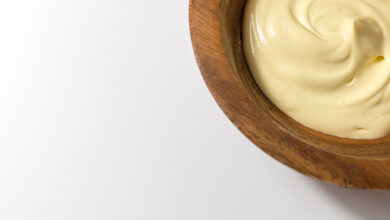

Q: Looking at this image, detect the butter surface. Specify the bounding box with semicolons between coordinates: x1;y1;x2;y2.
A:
243;0;390;139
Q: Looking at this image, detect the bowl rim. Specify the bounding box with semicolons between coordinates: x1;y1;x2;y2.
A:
190;0;390;189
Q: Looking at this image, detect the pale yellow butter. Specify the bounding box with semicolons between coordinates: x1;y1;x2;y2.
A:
243;0;390;139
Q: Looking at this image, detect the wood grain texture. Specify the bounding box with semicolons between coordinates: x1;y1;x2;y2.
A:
190;0;390;189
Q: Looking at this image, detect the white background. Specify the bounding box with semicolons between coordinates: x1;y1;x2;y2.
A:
0;0;389;219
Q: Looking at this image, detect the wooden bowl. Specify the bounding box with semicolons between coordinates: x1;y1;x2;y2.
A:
189;0;390;189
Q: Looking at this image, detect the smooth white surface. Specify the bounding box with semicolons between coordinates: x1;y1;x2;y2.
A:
0;0;389;219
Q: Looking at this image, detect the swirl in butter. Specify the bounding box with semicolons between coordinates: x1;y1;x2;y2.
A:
243;0;390;139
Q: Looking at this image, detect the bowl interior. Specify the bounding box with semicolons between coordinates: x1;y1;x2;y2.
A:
220;0;390;158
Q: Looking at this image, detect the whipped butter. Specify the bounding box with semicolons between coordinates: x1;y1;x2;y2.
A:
243;0;390;139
